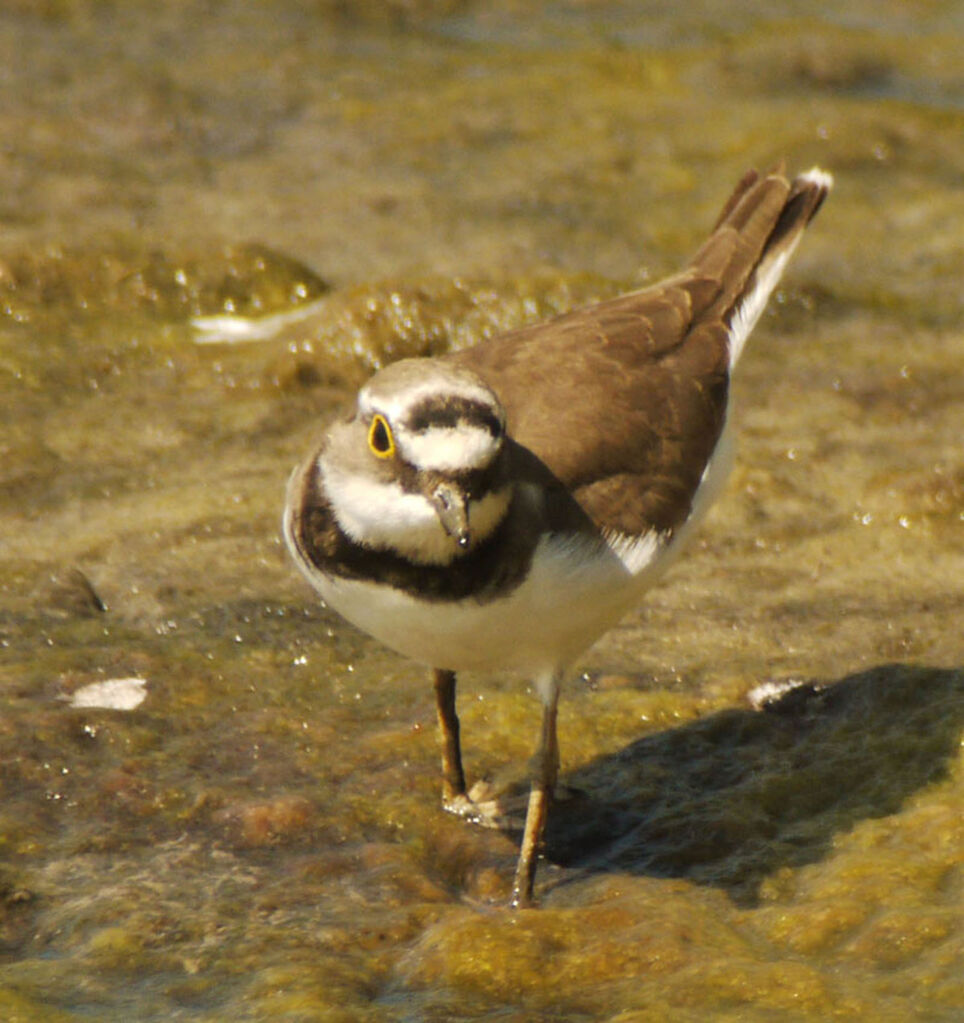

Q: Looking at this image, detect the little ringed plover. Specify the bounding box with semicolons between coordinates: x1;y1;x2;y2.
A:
283;164;832;906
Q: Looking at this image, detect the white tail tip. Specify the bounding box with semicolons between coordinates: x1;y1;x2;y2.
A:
798;166;834;192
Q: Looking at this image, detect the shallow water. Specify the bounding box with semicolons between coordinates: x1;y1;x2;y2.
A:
1;2;962;1020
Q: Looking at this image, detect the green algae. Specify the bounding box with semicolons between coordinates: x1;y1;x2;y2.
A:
1;1;963;1021
0;242;329;325
0;987;75;1023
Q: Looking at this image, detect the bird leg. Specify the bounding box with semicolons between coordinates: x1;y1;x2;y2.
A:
511;677;561;908
433;668;467;807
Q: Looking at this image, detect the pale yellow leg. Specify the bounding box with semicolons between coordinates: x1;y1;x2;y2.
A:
433;668;466;806
511;678;561;907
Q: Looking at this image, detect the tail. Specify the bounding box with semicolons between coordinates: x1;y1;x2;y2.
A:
689;164;833;370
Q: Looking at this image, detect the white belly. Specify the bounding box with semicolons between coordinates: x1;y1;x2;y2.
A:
311;528;674;676
290;423;734;679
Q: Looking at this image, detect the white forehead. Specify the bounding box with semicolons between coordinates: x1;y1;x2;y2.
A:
396;424;499;472
357;358;501;424
357;358;504;471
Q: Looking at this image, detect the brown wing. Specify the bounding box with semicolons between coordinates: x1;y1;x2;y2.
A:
449;166;829;538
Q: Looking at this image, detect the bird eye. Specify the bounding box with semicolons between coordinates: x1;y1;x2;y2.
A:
367;414;395;458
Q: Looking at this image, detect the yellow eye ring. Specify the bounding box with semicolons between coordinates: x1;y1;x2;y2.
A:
367;413;396;459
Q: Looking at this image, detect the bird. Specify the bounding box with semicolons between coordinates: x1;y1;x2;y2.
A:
282;164;832;906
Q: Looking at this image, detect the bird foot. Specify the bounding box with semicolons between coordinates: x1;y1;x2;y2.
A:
442;779;530;831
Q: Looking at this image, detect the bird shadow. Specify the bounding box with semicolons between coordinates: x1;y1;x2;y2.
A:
540;664;964;905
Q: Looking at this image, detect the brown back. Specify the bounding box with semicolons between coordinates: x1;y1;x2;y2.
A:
450;167;829;537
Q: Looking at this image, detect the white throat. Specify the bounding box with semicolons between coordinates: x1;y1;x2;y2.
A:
319;456;511;565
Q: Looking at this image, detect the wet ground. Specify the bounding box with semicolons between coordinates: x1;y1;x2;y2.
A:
1;1;962;1020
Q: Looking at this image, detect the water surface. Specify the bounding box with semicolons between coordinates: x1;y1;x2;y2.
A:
1;2;962;1020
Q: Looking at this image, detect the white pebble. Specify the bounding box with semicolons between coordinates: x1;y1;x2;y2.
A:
68;677;147;711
